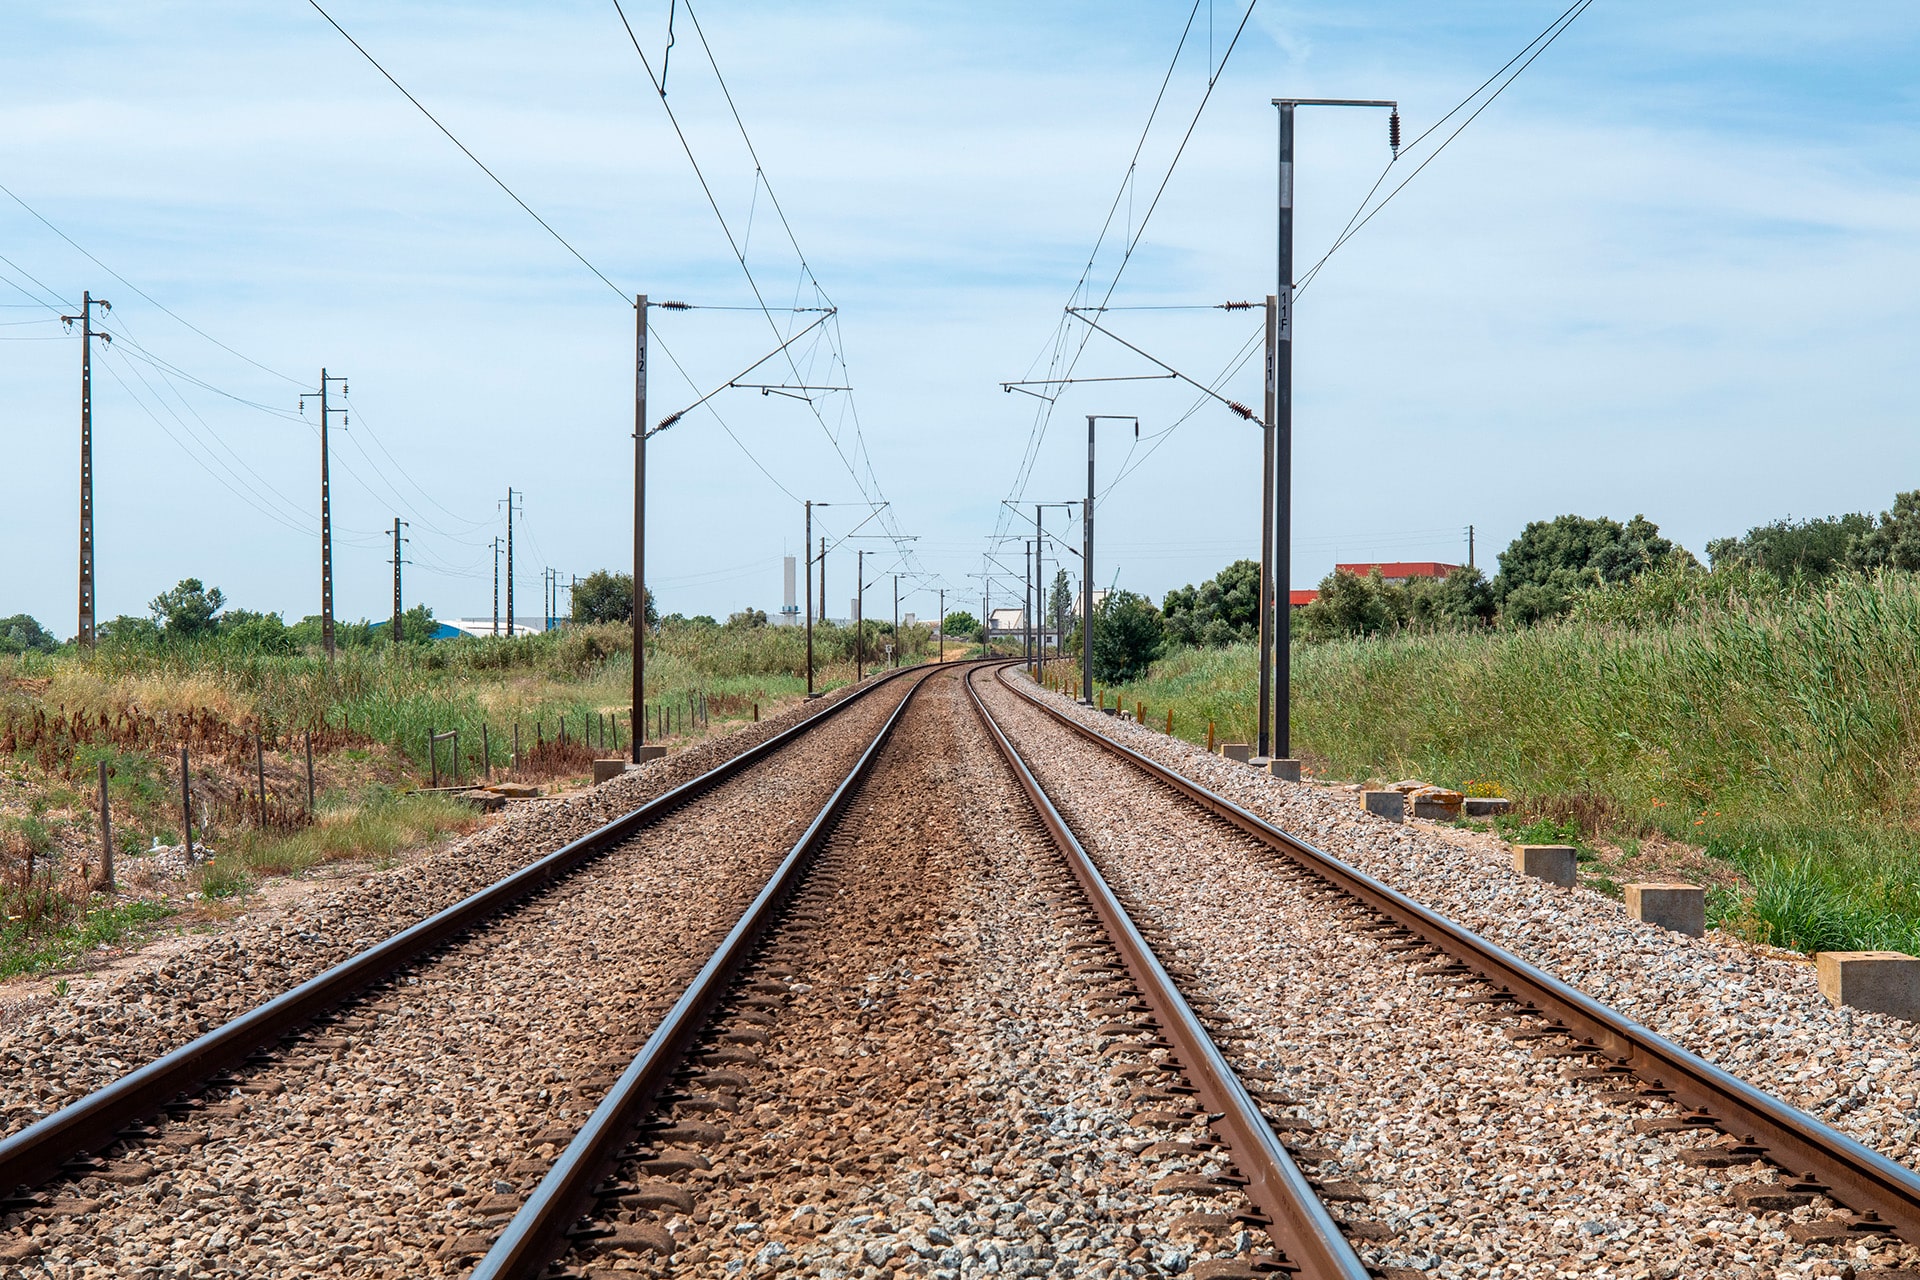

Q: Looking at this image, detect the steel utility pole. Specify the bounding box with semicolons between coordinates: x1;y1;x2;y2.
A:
301;369;347;660
1271;97;1397;759
62;292;111;648
1082;415;1138;704
1025;539;1035;674
1258;293;1277;758
804;501;815;695
937;588;945;663
492;537;502;635
855;548;865;681
632;293;648;756
390;518;408;642
892;574;899;668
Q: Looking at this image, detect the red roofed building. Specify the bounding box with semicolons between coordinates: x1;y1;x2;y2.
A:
1334;561;1462;585
1289;589;1319;608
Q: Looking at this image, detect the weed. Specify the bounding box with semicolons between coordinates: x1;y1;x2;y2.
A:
194;860;252;901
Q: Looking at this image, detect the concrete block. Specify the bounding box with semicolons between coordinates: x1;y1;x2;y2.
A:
1624;882;1705;937
487;783;540;799
592;758;626;785
1817;951;1920;1022
1513;845;1577;887
1221;743;1252;764
1410;788;1464;821
1463;796;1512;817
1360;790;1405;822
1268;758;1303;782
632;745;668;764
457;789;505;813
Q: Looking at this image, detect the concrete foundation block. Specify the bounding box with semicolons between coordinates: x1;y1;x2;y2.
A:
1221;743;1252;764
1513;844;1577;887
1463;796;1513;817
1360;790;1405;822
1625;882;1706;937
1410;788;1465;821
1817;951;1920;1021
592;758;627;785
631;745;668;764
487;783;540;799
1267;758;1303;782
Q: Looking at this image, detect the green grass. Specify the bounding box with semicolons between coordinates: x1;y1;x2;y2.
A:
0;897;177;980
1096;570;1920;955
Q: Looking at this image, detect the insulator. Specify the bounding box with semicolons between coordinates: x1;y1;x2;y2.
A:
1389;110;1402;157
1228;401;1255;421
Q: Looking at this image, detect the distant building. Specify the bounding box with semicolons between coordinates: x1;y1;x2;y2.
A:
988;606;1026;634
1333;561;1462;585
1289;590;1319;608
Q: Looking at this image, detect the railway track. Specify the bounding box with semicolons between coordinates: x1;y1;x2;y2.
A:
5;656;1917;1277
0;662;936;1274
976;661;1920;1278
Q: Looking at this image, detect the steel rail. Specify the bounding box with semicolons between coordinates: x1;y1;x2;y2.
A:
0;662;930;1199
965;664;1370;1280
991;665;1920;1244
469;662;950;1279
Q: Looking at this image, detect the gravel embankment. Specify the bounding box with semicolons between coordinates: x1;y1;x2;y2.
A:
0;674;922;1276
567;668;1270;1280
0;675;892;1138
1010;674;1920;1168
980;674;1920;1280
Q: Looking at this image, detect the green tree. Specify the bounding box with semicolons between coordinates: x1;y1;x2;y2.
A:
0;615;58;655
149;578;225;638
941;610;980;639
725;607;769;628
1848;491;1920;572
1409;565;1497;629
570;570;658;627
1047;568;1073;644
1492;514;1687;624
1297;569;1403;640
218;609;296;654
1162;558;1261;648
1088;589;1166;682
1707;512;1874;579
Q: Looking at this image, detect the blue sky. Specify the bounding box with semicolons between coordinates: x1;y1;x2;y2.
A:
3;2;1917;632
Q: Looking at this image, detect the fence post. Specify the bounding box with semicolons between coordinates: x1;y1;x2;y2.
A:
452;730;460;785
429;726;438;788
256;734;267;824
98;760;114;894
513;722;521;772
180;745;194;860
753;702;759;723
1207;720;1215;753
482;723;492;780
1166;708;1173;735
613;714;620;751
304;731;315;813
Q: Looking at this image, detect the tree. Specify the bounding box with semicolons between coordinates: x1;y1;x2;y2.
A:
1162;558;1261;648
725;607;769;628
941;610;980;639
570;570;658;628
1491;514;1687;624
1088;589;1166;683
1296;569;1403;640
149;578;225;638
0;615;57;655
219;609;296;654
1706;513;1874;579
1409;565;1496;629
1047;568;1073;643
1848;491;1920;572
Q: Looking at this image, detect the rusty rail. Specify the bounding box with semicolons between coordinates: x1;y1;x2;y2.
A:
991;663;1920;1247
964;665;1372;1280
0;663;930;1201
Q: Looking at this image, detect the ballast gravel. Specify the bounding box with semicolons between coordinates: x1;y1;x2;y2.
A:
578;668;1262;1280
984;673;1920;1279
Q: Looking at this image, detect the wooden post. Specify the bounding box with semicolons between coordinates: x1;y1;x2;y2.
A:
451;730;460;785
97;760;114;893
1207;721;1215;753
429;727;438;788
513;721;521;772
255;734;267;825
1166;708;1173;735
179;745;194;860
304;731;315;813
482;723;493;779
1136;700;1143;724
753;702;759;723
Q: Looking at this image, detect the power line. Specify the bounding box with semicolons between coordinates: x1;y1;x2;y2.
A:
1294;0;1596;296
306;0;629;302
